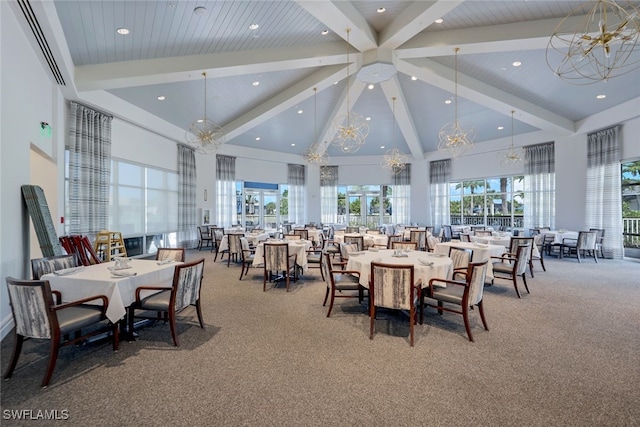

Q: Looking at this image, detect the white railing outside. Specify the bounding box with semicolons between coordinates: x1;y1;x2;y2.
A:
623;217;640;248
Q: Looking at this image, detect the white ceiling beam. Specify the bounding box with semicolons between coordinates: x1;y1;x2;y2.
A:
397;58;575;134
379;1;463;50
295;0;378;51
223;64;348;141
74;42;354;91
379;77;424;160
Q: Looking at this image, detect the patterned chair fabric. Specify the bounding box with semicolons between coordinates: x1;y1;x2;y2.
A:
321;253;363;317
31;255;78;280
339;243;360;262
589;228;606;258
197;226;213;251
563;231;598;263
391;241;418;251
346;226;360;234
4;277;115;387
386;234;403;249
492;242;532;298
293;229;309;240
448;247;473;274
369;262;421;346
156;248;185;262
459;233;472;242
509;236;536;277
227;233;245;266
409;230;426;250
344;235;364;251
283;234;302;241
262;243;297;292
128;258;205;346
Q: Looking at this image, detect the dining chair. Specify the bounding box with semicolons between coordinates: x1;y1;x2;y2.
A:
459;233;472;242
128;258;205;347
421;260;489;342
409;230;426;251
441;225;453;242
448;247;474;276
344;235;365;251
562;231;598;263
346;226;360;234
293;229;309;240
530;234;546;273
589;228;606;259
491;241;532;298
239;245;257;280
283;234;302;241
263;242;297;292
385;234;403;249
30;254;78;280
197;226;213;251
369;262;422;347
210;227;225;256
391;241;418;251
509;236;536;277
366;229;381;235
156;247;185;262
227;233;244;267
339;242;361;265
475;230;493;237
321;253;364;317
4;277;117;387
306;238;325;280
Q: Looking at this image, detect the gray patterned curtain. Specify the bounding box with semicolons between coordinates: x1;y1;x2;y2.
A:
320;166;338;225
288;164;306;225
66;102;112;240
392;164;411;224
430;159;450;231
216;155;236;226
524;142;555;231
178;144;197;248
586;126;623;258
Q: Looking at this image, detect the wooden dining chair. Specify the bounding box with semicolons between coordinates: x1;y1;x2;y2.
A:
343;235;365;251
491;242;532;298
263;242;297;292
155;248;185;262
30;254;78;280
322;253;364;317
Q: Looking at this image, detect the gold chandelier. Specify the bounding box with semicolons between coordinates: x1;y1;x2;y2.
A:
498;110;523;169
331;28;368;153
304;88;329;166
382;97;407;175
438;48;475;158
185;72;225;154
546;0;640;84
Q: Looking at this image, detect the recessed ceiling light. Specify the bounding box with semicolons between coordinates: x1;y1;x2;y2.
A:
411;76;417;81
497;126;504;130
252;81;260;86
512;61;522;67
445;99;452;104
377;7;386;13
321;30;329;35
434;18;444;24
297;109;303;114
116;28;130;35
197;119;204;123
596;94;606;99
333;81;338;85
157;96;166;101
380;145;385;149
367;84;374;90
193;6;207;16
168;2;175;8
365;117;371;121
249;23;259;30
255;137;261;141
291;143;296;147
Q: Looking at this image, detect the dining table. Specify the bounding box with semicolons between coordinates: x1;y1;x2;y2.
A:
543;230;579;244
434;241;506;282
218;232;269;252
41;259;180;324
333;233;389;248
345;248;453;289
252;239;313;273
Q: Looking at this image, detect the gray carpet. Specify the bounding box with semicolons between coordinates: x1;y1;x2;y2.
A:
1;251;639;426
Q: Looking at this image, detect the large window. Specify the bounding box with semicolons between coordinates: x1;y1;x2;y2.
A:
235;181;286;229
335;185;396;228
449;176;524;230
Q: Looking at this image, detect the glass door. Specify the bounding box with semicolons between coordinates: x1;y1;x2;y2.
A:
243;189;279;230
347;190;381;227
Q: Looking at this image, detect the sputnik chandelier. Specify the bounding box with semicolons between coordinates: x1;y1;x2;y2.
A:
381;97;407;175
498;110;523;169
438;47;475;158
304;87;329;166
185;72;225;154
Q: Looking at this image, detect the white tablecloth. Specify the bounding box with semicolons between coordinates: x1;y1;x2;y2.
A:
543;231;579;244
333;233;389;248
253;240;312;272
42;259;179;323
346;249;453;288
434;241;506;281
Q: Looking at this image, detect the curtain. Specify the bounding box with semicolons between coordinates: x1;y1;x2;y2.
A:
430;159;450;231
216;155;236;227
66;102;112;240
177;145;197;248
392;164;411;224
288;164;305;225
320;166;338;225
586;125;623;259
524;142;555;231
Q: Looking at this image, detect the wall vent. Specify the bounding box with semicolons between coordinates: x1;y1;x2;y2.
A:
17;0;66;86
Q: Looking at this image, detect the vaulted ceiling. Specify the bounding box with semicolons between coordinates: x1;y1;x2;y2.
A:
27;0;640;159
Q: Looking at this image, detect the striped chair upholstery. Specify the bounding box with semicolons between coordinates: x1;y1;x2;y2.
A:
263;243;297;292
30;255;78;280
156;248;185;262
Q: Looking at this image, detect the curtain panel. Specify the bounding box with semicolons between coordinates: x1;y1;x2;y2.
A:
524;142;556;231
288;164;306;225
216;155;236;227
320;166;338;225
430;159;451;232
177;145;198;248
392;164;411;225
586;125;623;259
66;102;112;240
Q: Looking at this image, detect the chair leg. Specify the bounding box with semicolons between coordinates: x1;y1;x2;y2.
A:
196;300;205;329
326;290;335;317
127;307;136;341
3;334;25;381
369;305;376;340
529;260;534;278
168;309;179;347
322;286;329;307
512;275;522;298
462;304;474;342
478;300;489;331
409;306;415;347
42;338;61;387
540;257;546;272
522;273;530;294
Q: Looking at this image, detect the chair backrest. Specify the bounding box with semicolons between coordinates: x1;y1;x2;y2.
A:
387;234;403;249
293;229;309;240
228;234;244;254
509;237;534;257
172;258;205;313
369;262;416;311
282;224;292;234
339;242;360;261
6;277;55;339
156;248;185;262
529;228;541;236
442;225;453;242
31;254;78;280
448;247;473;270
459;233;472;242
513;242;532;275
198;226;209;238
283;234;301;241
425;226;435;235
263;243;292;271
346;226;360;234
60;235;101;266
578;231;597;249
533;234;545;255
466;260;489;305
366;229;381;235
409;230;426;250
426;235;440;252
475;230;492;236
344;235;364;251
589;228;605;243
391;241;418;250
321;252;334;289
211;227;224;242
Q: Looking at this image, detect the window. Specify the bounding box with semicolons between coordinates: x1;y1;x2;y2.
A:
334;185;398;228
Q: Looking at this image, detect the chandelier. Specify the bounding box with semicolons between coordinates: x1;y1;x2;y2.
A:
438;48;475;157
331;28;369;153
546;0;640;84
185;72;225;154
498;110;523;169
382;97;407;175
304;88;329;165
